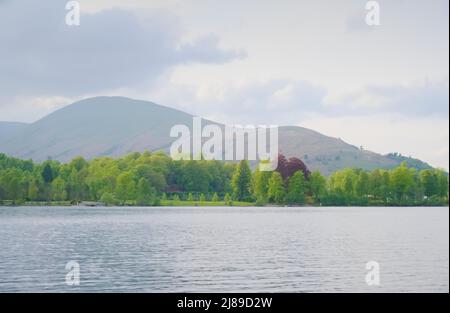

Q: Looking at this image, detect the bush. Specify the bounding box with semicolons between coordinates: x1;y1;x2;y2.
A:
100;192;117;206
211;192;220;202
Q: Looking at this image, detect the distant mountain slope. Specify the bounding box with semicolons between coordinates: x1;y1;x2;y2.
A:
0;121;28;144
0;96;432;175
277;126;431;174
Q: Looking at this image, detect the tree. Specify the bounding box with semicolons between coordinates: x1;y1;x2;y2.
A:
224;193;232;205
41;163;54;183
253;167;271;203
286;171;306;205
275;154;310;181
390;162;415;201
27;178;40;201
67;168;87;202
180;161;209;193
231;160;253;201
286;157;311;180
52;177;67;201
100;192;117;206
420;170;439;198
199;194;206;202
436;170;449;199
268;172;285;204
115;172;136;203
308;171;327;202
212;192;219;202
0;168;25;203
136;178;156;206
355;171;369;197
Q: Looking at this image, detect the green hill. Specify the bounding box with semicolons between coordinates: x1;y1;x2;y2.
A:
0;96;432;175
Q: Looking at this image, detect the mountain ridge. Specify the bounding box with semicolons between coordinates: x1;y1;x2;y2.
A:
0;96;432;175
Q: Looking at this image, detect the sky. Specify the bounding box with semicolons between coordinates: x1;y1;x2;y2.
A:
0;0;448;169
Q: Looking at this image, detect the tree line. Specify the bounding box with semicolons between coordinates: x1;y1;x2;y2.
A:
0;152;448;206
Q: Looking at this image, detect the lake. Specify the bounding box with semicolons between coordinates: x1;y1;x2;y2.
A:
0;206;448;293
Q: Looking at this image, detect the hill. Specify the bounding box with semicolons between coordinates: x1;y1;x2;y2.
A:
0;96;432;175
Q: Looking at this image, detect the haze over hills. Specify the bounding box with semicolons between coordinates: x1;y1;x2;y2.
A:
0;122;28;144
0;96;432;175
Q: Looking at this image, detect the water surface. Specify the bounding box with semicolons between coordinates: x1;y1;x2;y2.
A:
0;206;448;292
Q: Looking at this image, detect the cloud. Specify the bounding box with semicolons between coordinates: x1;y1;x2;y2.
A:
148;79;327;125
0;0;244;98
300;114;449;170
329;80;449;117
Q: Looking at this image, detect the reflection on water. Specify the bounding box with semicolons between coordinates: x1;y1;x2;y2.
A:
0;206;448;292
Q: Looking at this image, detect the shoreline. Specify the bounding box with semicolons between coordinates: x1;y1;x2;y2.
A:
0;202;448;208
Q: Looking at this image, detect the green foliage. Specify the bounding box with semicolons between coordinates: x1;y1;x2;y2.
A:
51;177;67;201
231;160;253;202
268;172;285;204
224;193;233;205
211;192;220;202
253;167;271;204
308;171;327;202
100;192;117;206
0;152;447;207
115;171;136;203
389;162;415;201
136;178;157;206
286;171;306;205
41;163;54;184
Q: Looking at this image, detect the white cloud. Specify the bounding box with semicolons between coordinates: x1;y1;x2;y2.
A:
300;114;449;170
0;1;244;98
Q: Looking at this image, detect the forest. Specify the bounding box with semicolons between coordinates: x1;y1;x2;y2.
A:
0;152;448;206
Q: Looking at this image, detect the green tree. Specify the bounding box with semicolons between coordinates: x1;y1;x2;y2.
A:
67;168;87;202
390;162;415;201
224;193;232;205
100;192;117;206
41;163;54;183
436;170;449;199
199;194;206;202
0;168;25;203
136;178;157;206
51;177;67;201
355;171;369;197
268;172;285;204
115;172;136;203
231;160;252;201
308;171;327;202
212;192;220;202
253;167;271;204
286;171;306;205
27;178;40;201
420;169;439;198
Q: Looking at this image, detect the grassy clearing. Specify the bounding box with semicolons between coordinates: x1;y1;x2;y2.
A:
159;200;255;207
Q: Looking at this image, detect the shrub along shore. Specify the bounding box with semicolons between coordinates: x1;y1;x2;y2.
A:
0;152;448;207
